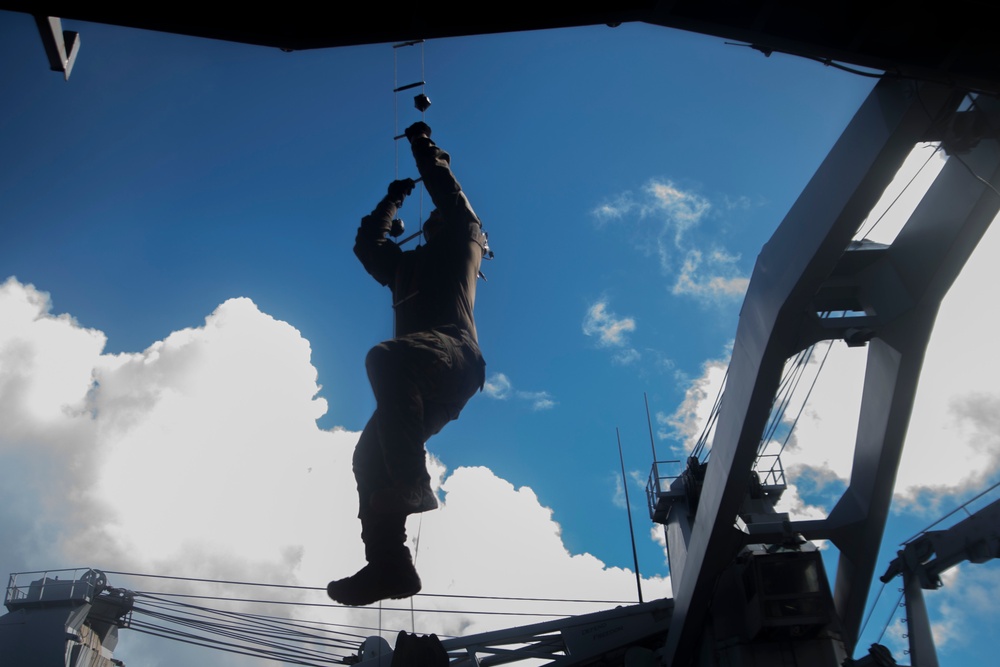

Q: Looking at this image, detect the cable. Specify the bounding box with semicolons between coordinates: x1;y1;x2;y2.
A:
773;340;834;460
859;144;942;241
900;478;1000;544
134;595;363;646
112;570;633;605
137;591;575;618
950;150;1000;200
876;588;906;644
127;623;342;667
129;598;355;665
107;570;317;591
858;579;887;643
98;569;643;666
130;594;360;663
691;368;727;461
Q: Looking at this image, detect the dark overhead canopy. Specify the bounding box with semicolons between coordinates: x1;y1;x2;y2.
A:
4;2;1000;94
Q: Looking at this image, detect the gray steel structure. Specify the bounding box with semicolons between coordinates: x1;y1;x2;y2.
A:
3;3;1000;95
0;569;134;666
880;495;1000;667
650;80;1000;666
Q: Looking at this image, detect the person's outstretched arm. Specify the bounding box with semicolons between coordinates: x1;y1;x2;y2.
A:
404;122;481;230
353;179;414;286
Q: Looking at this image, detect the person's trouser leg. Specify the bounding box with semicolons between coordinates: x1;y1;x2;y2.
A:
352;414;411;563
364;330;485;489
327;415;420;606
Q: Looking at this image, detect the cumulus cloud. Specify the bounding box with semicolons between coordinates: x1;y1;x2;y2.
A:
774;201;1000;510
5;278;660;665
658;355;728;455
483;372;556;410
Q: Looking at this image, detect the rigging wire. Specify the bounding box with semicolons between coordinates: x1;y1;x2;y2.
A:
858;143;942;241
857;579;887;644
691;368;727;462
108;569;634;604
393;38;428;239
119;580;646;667
134;590;579;618
876;588;906;645
759;346;813;453
120;582;610;665
128;594;359;664
135;593;364;645
772;339;835;460
900;477;1000;545
127;625;336;667
129;599;354;666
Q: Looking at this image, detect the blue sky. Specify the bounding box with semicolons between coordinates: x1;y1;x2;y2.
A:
3;11;999;666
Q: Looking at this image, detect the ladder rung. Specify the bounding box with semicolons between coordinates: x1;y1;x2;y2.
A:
393;81;425;93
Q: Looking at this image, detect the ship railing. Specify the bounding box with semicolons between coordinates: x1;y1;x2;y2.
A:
4;568;106;608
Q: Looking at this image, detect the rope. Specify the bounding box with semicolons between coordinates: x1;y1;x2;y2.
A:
392;39;428;241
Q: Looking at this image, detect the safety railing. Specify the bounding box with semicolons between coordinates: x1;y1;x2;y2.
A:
645;459;683;522
5;568;106;608
754;454;786;491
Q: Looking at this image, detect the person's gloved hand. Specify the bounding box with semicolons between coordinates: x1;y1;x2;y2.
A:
404;121;431;142
387;178;415;202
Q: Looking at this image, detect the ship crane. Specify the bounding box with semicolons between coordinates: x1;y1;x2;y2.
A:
879;495;1000;667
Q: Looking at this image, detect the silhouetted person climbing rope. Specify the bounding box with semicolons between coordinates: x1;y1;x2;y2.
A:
328;122;487;606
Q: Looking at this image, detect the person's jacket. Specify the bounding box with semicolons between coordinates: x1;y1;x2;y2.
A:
354;137;485;344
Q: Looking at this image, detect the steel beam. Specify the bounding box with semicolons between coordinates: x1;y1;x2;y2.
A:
33;15;79;80
662;78;960;666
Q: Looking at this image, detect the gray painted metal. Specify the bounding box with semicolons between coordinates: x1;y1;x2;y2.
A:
662;79;1000;665
354;598;673;667
880;494;1000;665
4;4;1000;94
902;572;939;667
1;568;131;667
32;15;79;80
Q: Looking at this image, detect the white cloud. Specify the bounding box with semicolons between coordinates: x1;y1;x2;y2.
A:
645;180;711;244
592;180;749;305
515;390;557;411
671;248;750;301
5;278;657;666
612;473;627;509
613;348;642;365
583;300;636;348
592;179;710;238
483;372;556;410
592;191;637;223
611;470;647;511
659;356;728;454
483;372;512;399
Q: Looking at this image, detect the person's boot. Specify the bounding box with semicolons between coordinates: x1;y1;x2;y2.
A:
369;483;439;515
327;558;421;606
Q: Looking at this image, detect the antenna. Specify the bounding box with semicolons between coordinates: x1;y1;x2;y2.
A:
617;428;644;603
644;392;658;462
